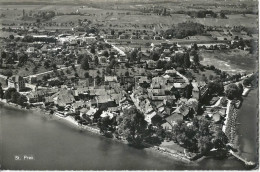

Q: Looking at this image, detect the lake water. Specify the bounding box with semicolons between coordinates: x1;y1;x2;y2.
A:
236;88;258;163
0;99;256;170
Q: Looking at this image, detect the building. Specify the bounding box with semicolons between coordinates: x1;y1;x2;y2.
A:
8;75;25;92
191;81;209;101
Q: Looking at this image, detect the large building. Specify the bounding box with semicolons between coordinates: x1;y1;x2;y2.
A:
8;75;25;92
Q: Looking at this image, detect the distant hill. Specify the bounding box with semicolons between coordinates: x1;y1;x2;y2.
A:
0;0;256;6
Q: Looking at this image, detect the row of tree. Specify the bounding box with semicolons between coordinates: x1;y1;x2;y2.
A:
163;22;205;39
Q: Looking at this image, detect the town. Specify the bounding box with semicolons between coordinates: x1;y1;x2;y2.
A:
0;0;258;167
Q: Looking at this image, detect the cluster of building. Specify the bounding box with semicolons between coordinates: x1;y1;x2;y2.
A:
0;9;252;138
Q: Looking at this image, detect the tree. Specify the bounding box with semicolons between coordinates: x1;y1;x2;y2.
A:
109;59;116;68
243;78;251;86
156;60;166;69
97;116;114;134
208;80;224;95
172;117;227;153
11;91;20;104
183;53;191;68
212;127;228;149
171;86;181;100
95;75;102;85
208;75;214;80
42;74;50;81
81;57;89;70
90;46;95;54
201;74;208;83
9;34;14;40
94;56;99;66
84;72;89;78
237;83;244;96
125;71;130;77
4;87;16;100
44;61;50;68
225;84;240;100
164;61;173;70
151;51;160;61
1;51;6;59
6;54;15;64
193;53;199;64
2;69;13;77
52;63;57;70
111;29;115;35
193;43;198;50
18;54;28;66
22;35;34;42
220;12;226;19
117;107;148;146
197;136;212;153
0;83;4;98
185;83;193;98
102;50;109;57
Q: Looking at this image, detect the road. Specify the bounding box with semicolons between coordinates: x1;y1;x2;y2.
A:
24;64;80;79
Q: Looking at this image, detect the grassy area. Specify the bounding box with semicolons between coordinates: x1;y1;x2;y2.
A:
199;49;257;74
160;140;185;153
187;68;218;83
193;14;258;27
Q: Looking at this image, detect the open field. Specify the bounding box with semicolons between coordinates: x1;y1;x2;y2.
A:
1;4;257;29
194;14;258;27
199;49;258;74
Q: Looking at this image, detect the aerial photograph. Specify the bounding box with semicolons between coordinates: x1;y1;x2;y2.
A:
0;0;258;171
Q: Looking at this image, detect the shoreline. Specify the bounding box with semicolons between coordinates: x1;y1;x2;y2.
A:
0;100;191;164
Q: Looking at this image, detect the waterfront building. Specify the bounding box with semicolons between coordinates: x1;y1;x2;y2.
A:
8;75;25;92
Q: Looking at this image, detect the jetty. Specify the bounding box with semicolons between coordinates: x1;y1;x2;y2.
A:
229;150;255;166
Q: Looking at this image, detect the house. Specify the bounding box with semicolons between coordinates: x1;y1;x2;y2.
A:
151;76;168;89
95;94;115;107
8;75;25;92
54;90;75;107
104;76;118;83
122;76;135;84
72;101;86;110
28;90;48;103
130;35;137;39
119;35;127;39
26;47;36;53
89;61;96;69
145;111;157;124
81;107;98;121
191;81;208;100
100;110;115;119
146;60;157;69
0;74;8;87
135;76;151;87
141;35;150;40
98;56;108;66
163;113;183;131
154;35;161;40
105;34;116;39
